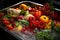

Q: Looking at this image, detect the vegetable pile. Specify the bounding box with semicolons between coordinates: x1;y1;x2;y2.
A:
0;3;60;40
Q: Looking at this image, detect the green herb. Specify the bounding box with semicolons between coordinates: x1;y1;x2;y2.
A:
4;15;10;19
20;10;26;16
19;20;29;26
51;20;55;30
16;22;20;27
36;30;54;40
25;11;29;15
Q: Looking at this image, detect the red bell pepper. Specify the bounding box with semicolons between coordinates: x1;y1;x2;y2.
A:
29;20;37;30
33;10;42;20
37;21;45;29
28;16;36;22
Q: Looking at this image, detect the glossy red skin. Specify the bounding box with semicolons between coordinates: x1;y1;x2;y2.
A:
28;7;32;11
28;8;36;15
37;21;45;29
29;23;36;30
33;10;42;20
3;20;10;25
29;20;38;30
28;7;35;12
7;25;13;30
17;15;24;20
28;15;45;30
28;16;36;22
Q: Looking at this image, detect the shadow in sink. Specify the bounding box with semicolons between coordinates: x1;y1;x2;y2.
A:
0;28;18;40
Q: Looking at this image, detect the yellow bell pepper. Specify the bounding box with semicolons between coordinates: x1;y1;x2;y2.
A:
17;25;23;31
45;20;52;29
40;15;49;23
20;4;28;10
45;25;51;29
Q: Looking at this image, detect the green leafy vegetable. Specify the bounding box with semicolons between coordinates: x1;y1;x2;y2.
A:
51;20;55;30
19;20;29;26
36;30;54;40
25;11;29;15
4;15;10;19
16;22;20;27
20;10;26;16
20;10;29;16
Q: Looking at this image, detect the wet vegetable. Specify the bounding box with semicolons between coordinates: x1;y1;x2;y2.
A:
20;10;26;16
19;20;29;26
0;2;60;40
36;30;54;40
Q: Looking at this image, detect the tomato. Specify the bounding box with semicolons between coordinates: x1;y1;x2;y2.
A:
3;20;10;25
6;25;13;30
28;7;35;12
17;15;24;20
28;7;32;11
